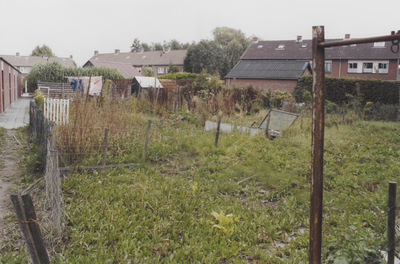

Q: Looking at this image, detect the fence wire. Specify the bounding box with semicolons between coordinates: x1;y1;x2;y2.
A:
29;101;63;256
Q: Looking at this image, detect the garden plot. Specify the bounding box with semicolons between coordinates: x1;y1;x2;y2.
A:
205;109;299;137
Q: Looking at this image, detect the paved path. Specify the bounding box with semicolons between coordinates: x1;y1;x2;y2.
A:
0;96;32;129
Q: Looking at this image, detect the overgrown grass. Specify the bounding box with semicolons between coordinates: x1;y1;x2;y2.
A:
56;115;400;263
0;127;6;169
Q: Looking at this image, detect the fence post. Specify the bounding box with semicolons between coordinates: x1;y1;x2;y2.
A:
388;181;397;264
10;194;40;264
142;120;152;161
103;128;109;166
21;194;50;264
215;116;221;147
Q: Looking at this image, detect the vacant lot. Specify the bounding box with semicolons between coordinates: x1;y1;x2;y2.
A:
1;94;399;263
57;116;399;263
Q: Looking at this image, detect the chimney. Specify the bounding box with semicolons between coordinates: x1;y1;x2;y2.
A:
345;34;350;39
253;37;259;43
16;52;20;57
115;49;120;55
70;55;73;60
297;36;302;42
94;50;99;56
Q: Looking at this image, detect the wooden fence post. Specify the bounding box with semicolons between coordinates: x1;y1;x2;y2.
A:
103;128;109;166
21;194;50;264
388;181;397;264
215;116;221;147
142;120;152;161
11;194;39;264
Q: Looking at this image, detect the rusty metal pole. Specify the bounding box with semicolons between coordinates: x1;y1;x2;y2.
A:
309;26;325;264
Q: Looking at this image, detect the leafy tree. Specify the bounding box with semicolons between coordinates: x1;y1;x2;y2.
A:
184;27;252;78
24;61;124;92
167;61;179;73
31;45;55;57
141;66;155;77
131;38;151;52
130;38;141;52
151;42;163;51
184;40;224;75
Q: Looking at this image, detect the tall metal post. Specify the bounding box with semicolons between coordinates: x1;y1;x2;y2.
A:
309;26;325;263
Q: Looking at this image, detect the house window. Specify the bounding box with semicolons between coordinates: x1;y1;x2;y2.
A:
276;44;285;50
158;67;164;74
325;62;332;73
348;62;358;73
363;63;373;73
257;45;263;49
378;63;389;73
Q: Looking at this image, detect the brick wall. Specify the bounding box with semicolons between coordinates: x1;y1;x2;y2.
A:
0;59;21;113
328;59;399;80
226;78;299;94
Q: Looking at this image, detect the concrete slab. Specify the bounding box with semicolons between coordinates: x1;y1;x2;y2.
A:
0;97;32;129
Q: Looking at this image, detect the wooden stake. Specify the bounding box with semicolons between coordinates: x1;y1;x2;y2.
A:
388;182;397;264
103;128;109;166
215;115;221;147
11;194;39;264
142;120;152;161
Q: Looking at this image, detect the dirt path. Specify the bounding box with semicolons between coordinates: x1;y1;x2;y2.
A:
0;130;23;234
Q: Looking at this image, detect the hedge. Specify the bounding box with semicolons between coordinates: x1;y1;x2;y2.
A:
293;75;400;105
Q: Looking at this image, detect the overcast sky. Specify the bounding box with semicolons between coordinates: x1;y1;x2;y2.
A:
0;0;399;67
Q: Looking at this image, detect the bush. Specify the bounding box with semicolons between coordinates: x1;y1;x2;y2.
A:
294;75;400;105
158;72;198;80
24;61;125;92
33;90;47;111
364;103;399;121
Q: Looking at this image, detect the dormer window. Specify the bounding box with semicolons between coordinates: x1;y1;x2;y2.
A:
301;44;307;48
257;45;263;49
373;42;385;48
276;44;285;50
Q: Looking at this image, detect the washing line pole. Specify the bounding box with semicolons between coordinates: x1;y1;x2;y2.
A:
309;26;400;263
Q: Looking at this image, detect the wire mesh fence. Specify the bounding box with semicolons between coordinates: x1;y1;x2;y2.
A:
28;100;63;256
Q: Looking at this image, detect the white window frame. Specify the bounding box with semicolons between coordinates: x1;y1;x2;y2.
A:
378;63;389;74
363;62;373;73
325;61;332;73
158;67;164;74
348;62;358;73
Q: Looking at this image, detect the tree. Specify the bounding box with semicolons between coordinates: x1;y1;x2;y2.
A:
183;27;252;78
31;45;55;57
151;42;163;51
130;38;141;52
141;66;155;77
167;61;179;74
183;40;224;75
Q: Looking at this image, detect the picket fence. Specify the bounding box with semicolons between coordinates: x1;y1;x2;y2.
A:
43;98;70;125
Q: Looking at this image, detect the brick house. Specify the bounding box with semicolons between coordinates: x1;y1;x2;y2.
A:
84;49;187;76
226;35;400;93
0;53;76;79
0;57;21;114
226;60;311;94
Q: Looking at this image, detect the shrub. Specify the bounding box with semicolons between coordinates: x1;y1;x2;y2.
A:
294;75;400;105
24;61;125;92
159;72;198;80
364;103;399;121
33;90;47;111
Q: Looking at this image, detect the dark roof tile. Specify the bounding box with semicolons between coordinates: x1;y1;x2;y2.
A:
226;60;310;79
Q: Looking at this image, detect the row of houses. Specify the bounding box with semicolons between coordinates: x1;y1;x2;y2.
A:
225;35;400;94
1;33;399;113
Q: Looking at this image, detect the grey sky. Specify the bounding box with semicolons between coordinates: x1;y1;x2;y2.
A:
0;0;399;67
